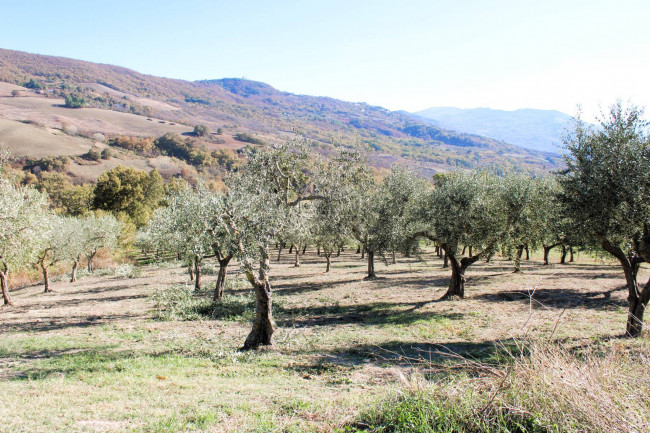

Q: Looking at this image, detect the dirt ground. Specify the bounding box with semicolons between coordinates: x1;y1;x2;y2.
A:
0;248;647;432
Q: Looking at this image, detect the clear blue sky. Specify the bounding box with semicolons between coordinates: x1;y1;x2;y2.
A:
3;0;649;120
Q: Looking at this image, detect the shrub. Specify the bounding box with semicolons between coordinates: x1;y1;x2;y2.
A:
100;148;112;160
85;149;101;161
193;124;209;137
64;92;87;108
234;132;264;145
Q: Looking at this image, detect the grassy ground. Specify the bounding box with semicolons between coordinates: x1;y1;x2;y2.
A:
0;249;647;432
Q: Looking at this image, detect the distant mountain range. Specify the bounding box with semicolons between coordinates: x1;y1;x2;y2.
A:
0;48;563;176
413;107;575;154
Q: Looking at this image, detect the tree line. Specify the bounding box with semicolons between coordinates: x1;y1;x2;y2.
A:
1;102;649;348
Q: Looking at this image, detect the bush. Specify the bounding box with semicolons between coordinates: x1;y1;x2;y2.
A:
85;149;101;161
64;92;87;108
100;148;112;160
234;132;264;145
193;124;209;137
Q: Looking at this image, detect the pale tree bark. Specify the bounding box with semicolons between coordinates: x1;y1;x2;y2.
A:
294;245;301;267
70;256;80;282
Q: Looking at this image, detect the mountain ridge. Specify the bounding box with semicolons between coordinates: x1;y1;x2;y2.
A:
414;106;575;154
0;48;563;175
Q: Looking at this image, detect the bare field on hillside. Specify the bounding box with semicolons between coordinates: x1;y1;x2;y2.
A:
0;117;92;157
0;94;193;137
0;249;647;432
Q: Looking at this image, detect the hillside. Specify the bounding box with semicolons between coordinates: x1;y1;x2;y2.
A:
0;48;563;176
414;106;575;154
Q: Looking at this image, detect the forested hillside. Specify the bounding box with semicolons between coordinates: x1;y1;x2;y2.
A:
0;48;562;176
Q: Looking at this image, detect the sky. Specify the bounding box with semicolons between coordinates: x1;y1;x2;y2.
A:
3;0;650;120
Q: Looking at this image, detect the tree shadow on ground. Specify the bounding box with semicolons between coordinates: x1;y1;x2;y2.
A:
473;286;628;310
0;312;143;333
289;338;520;374
0;345;175;381
276;301;463;328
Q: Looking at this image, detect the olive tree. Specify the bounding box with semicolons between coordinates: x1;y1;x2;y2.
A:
80;214;122;273
499;173;545;272
222;142;324;349
559;103;650;336
421;170;505;299
36;215;82;292
145;185;236;299
0;178;50;305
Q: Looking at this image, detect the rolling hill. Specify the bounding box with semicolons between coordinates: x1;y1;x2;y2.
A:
414;107;575;154
0;48;563;178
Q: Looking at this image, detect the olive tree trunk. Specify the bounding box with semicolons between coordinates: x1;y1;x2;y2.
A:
213;254;233;301
513;245;525;273
560;245;567;264
325;251;331;272
42;265;51;293
70;257;80;282
365;250;376;279
543;243;560;265
601;238;649;337
194;256;202;291
0;261;11;306
242;247;275;350
440;246;481;300
294;246;300;267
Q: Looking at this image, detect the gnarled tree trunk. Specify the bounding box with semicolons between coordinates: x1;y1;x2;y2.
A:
525;244;530;260
442;253;449;269
213;254;232;301
242;248;274;350
601;238;649;337
543;243;560;265
560;245;567;264
440;246;481;300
